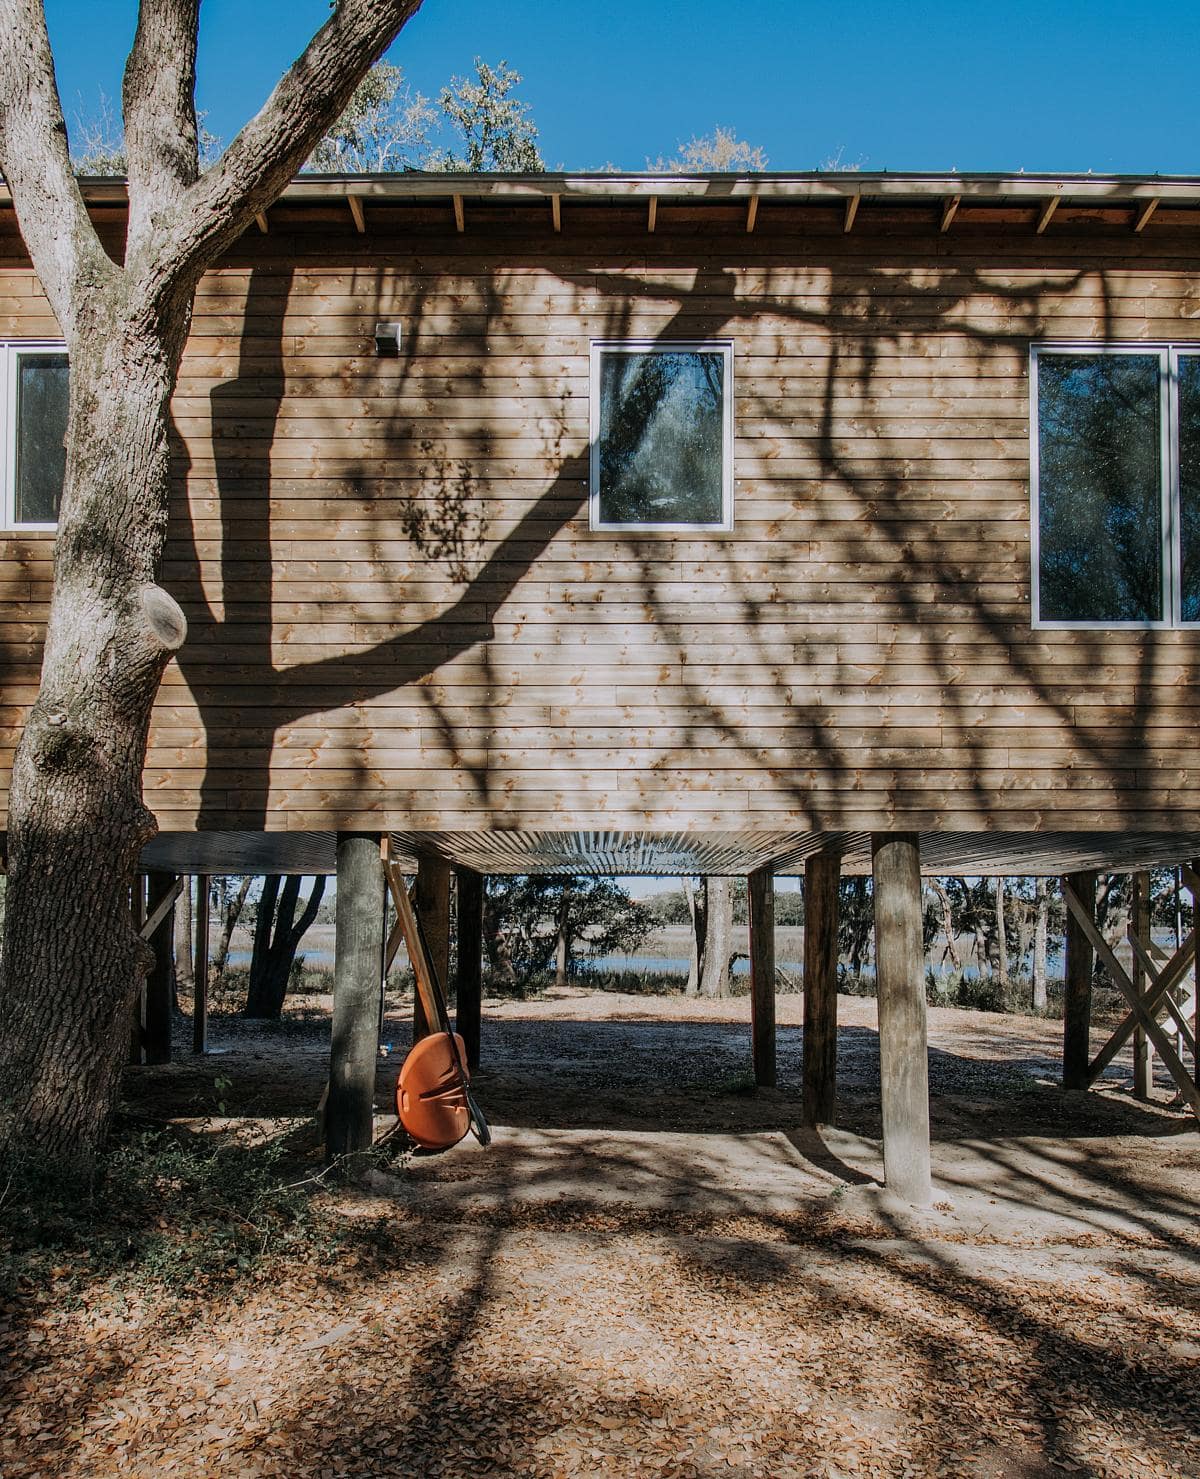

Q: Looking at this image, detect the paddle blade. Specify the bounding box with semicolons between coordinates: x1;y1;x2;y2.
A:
396;1032;471;1150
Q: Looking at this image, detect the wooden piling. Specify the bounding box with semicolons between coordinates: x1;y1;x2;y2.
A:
1063;870;1097;1090
192;875;210;1056
1132;871;1152;1099
872;834;932;1205
327;832;385;1158
748;867;776;1087
144;871;176;1066
455;867;484;1070
415;855;452;1042
803;853;840;1125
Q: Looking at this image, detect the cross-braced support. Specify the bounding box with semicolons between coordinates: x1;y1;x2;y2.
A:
1062;878;1200;1125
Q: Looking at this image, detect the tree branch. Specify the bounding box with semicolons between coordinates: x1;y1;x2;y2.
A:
147;0;425;287
0;0;112;328
123;0;201;256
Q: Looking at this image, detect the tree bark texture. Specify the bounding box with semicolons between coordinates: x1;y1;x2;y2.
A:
683;880;704;997
699;877;733;998
0;0;425;1160
174;876;194;994
327;833;384;1159
143;871;177;1066
802;854;840;1126
872;834;932;1206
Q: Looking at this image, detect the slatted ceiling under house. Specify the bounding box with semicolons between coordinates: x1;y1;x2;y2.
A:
389;829;1200;878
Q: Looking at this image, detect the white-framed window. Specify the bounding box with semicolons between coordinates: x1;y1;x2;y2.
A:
589;340;734;531
1031;342;1200;628
1;340;69;532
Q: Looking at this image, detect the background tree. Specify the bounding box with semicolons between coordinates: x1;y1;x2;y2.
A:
481;876;649;993
305;61;434;173
433;58;544;171
210;876;252;984
650;126;767;173
698;877;734;997
245;876;326;1020
838;876;873;979
0;0;427;1164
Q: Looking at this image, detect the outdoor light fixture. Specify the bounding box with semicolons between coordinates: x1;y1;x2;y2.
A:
374;322;402;356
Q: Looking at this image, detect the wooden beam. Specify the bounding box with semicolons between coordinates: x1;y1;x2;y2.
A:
347;194;366;234
455;868;484;1071
550;193;561;232
129;876;147;1065
843;193;860;233
1062;870;1096;1089
746;195;758;233
1132;872;1152;1098
872;833;932;1205
1133;198;1160;233
139;873;185;942
192;875;209;1056
1092;924;1195;1085
254;211;269;234
1063;881;1200;1123
1125;934;1199;1057
940;195;960;232
144;872;177;1066
802;854;840;1126
748;867;776;1088
327;832;385;1158
452;193;465;232
415;855;451;1042
1036;196;1059;234
648;195;657;233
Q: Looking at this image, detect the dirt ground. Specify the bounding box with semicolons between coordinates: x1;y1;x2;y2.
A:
3;989;1199;1478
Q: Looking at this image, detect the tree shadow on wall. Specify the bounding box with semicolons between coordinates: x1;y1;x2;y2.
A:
166;225;1169;839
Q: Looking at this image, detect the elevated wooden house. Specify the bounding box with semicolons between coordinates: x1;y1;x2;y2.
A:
3;171;1199;1195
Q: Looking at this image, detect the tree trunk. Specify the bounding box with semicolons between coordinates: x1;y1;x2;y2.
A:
683;879;705;997
0;0;428;1164
1033;878;1049;1011
0;320;191;1161
928;879;960;970
554;888;570;989
995;877;1008;986
174;876;194;996
245;875;326;1020
211;876;252;982
699;877;733;998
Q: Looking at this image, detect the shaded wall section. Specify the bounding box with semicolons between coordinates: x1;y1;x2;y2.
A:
2;199;1199;834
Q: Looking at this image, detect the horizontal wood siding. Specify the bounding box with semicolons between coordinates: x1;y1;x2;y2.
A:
2;205;1200;832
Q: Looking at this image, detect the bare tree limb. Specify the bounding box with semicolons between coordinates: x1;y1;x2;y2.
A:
147;0;425;287
123;0;201;254
0;0;113;327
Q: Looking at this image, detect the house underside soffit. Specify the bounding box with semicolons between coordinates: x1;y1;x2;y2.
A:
125;828;1200;879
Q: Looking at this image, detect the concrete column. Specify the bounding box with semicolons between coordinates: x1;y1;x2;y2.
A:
414;855;452;1041
327;832;385;1158
803;853;840;1126
144;871;176;1066
1062;870;1097;1091
748;867;776;1087
872;834;932;1205
455;867;484;1070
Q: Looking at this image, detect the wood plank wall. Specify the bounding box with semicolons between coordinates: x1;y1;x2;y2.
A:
2;200;1200;835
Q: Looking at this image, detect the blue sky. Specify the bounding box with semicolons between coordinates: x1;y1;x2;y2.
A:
44;0;1200;175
